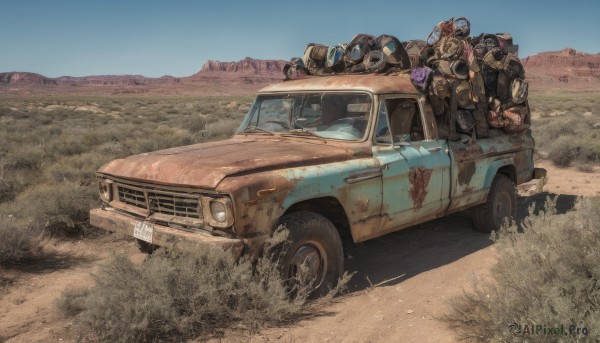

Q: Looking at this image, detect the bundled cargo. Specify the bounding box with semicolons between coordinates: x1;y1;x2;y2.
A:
283;33;412;79
410;17;530;136
283;16;530;136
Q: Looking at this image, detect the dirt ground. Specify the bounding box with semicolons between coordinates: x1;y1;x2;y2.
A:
0;161;597;343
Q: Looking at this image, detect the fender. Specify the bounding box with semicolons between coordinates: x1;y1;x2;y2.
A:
219;157;383;244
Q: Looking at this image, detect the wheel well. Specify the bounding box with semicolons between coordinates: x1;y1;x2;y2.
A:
284;197;352;240
497;165;517;184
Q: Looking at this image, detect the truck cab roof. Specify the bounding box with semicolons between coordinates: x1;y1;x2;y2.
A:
259;73;420;95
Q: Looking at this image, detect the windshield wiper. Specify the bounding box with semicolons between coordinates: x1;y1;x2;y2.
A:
237;126;275;136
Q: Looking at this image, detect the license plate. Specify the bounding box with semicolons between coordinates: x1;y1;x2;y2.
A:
133;221;153;243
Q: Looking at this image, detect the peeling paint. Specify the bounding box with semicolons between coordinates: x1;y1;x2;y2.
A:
457;160;476;186
355;198;370;213
408;167;432;209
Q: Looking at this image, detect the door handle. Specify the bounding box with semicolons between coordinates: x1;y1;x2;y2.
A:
427;147;442;152
345;168;383;184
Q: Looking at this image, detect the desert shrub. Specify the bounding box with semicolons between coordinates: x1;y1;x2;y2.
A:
546;136;580;167
205;118;240;140
444;197;600;342
44;152;112;183
8;145;46;170
0;95;250;240
45;134;89;157
530;94;600;166
183;115;206;133
576;163;595;173
0;215;43;265
57;241;351;342
3;181;99;237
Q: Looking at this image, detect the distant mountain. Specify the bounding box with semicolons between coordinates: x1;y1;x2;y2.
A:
0;72;57;86
522;48;600;91
0;57;287;95
195;57;286;77
1;52;599;95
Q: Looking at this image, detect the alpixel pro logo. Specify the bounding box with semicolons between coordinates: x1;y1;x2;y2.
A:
509;322;589;336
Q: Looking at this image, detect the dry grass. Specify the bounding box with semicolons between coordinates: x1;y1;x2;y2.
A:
0;215;43;265
57;234;352;342
443;197;600;342
529;94;600;168
2;95;356;341
0;95;251;261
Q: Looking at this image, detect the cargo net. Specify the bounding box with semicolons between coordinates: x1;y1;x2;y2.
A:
283;17;530;137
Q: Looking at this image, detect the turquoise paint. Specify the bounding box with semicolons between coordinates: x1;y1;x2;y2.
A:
281;159;383;223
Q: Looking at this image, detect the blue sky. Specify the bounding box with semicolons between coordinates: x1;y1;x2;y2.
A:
1;0;599;77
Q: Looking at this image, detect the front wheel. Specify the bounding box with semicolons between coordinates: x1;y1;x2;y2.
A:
276;211;343;297
472;174;516;232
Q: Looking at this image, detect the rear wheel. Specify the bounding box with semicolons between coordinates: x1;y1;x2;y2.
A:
472;174;516;232
276;211;343;297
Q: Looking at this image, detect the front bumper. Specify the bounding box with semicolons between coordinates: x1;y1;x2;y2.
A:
90;208;244;257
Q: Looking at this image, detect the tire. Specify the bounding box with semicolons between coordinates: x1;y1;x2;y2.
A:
276;211;344;297
136;239;159;254
364;50;388;73
472;174;516;233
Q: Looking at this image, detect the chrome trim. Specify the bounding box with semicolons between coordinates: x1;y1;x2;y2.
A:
345;168;383;184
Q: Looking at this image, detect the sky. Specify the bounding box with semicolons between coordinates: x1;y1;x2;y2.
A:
1;0;599;78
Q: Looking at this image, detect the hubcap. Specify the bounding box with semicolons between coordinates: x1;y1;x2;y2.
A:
289;242;327;287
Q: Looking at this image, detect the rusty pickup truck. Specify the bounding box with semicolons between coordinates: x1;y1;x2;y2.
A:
90;74;544;294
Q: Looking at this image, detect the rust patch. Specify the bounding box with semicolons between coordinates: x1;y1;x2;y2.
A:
355;198;370;213
408;167;432;209
451;142;484;162
98;136;349;190
457;161;476;186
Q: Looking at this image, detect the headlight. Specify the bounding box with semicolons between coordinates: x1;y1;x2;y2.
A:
202;196;233;228
98;178;112;202
210;201;227;223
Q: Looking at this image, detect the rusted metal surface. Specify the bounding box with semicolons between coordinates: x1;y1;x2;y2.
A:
90;74;539;257
90;208;244;257
446;130;535;213
457;160;476;186
260;74;419;95
408;167;433;209
98;137;351;189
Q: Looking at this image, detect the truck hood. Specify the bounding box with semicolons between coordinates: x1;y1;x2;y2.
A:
98;138;349;189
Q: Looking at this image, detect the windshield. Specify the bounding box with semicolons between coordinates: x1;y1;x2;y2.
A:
236;93;372;141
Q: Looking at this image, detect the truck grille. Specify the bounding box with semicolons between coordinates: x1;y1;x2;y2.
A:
116;183;202;219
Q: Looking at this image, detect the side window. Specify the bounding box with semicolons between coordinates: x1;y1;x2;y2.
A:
387;98;424;142
375;100;391;144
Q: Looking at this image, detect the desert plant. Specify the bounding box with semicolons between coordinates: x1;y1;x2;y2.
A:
546;136;580;167
0;215;43;265
576;163;595;173
183;115;207;133
529;94;600;167
57;237;351;342
444;197;600;342
0;95;249;241
3;181;99;237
